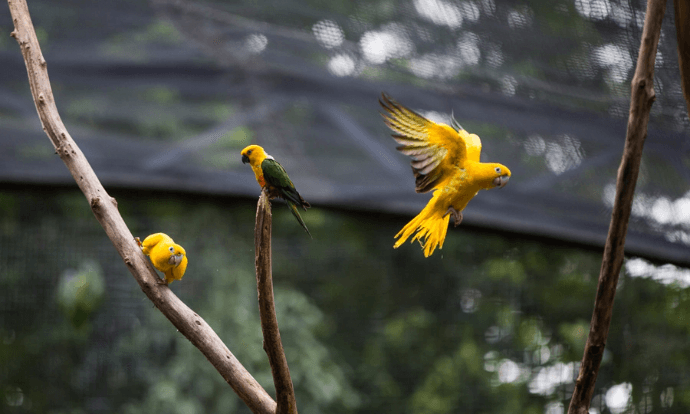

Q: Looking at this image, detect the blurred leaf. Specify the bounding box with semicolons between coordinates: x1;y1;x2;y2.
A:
56;260;106;329
558;320;589;358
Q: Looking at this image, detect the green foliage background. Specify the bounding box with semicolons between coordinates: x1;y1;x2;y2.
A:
1;188;689;414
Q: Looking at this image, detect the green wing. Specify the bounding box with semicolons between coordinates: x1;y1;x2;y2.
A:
262;158;295;191
261;158;311;236
261;158;309;208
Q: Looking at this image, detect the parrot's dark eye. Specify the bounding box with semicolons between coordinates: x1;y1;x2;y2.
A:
247;149;253;156
169;246;174;253
495;167;501;173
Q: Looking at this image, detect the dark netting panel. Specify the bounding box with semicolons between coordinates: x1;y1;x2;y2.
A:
0;0;688;263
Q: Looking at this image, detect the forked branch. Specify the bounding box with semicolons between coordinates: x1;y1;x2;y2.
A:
7;0;276;412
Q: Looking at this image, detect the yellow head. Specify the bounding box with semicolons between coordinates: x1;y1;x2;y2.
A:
241;145;268;167
165;242;187;284
168;243;186;267
476;162;511;190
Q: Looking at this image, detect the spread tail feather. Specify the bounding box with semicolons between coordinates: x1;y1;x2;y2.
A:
288;201;312;238
394;199;450;257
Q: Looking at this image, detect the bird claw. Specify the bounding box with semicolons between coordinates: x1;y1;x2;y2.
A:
134;237;142;248
445;207;463;227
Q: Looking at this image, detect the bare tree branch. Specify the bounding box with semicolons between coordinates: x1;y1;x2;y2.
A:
7;1;276;412
255;191;299;414
567;0;666;413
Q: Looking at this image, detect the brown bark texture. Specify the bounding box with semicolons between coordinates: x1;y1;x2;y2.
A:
567;0;666;413
255;192;299;414
7;1;276;412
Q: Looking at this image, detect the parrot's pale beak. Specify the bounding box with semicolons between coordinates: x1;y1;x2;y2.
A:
241;154;250;164
168;254;183;266
493;174;510;188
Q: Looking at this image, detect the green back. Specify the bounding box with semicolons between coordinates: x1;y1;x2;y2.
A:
261;158;295;190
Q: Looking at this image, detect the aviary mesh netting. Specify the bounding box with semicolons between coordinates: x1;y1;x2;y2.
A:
0;0;688;263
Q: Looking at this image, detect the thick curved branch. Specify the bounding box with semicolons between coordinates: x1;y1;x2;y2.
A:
567;0;666;413
7;1;276;413
255;192;298;414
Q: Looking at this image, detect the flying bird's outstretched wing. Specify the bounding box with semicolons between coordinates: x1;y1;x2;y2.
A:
379;93;475;193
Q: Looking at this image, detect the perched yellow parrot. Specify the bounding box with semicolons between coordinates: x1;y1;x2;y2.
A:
380;93;511;257
241;144;311;236
136;233;188;284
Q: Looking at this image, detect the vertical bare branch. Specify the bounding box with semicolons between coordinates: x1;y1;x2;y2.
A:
255;191;299;414
567;0;667;413
7;1;276;412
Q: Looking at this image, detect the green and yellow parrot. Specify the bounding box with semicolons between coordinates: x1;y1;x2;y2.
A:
241;144;311;236
380;93;511;257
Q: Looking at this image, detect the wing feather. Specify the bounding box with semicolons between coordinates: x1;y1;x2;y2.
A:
397;146;434;157
415;170;442;192
261;158;310;209
391;135;426;146
411;155;439;170
414;157;443;175
380;93;468;193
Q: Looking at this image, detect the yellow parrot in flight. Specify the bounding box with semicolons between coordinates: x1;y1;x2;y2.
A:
136;233;188;284
241;144;311;236
380;93;511;257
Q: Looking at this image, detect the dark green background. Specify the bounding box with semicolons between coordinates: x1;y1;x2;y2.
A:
1;188;689;414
